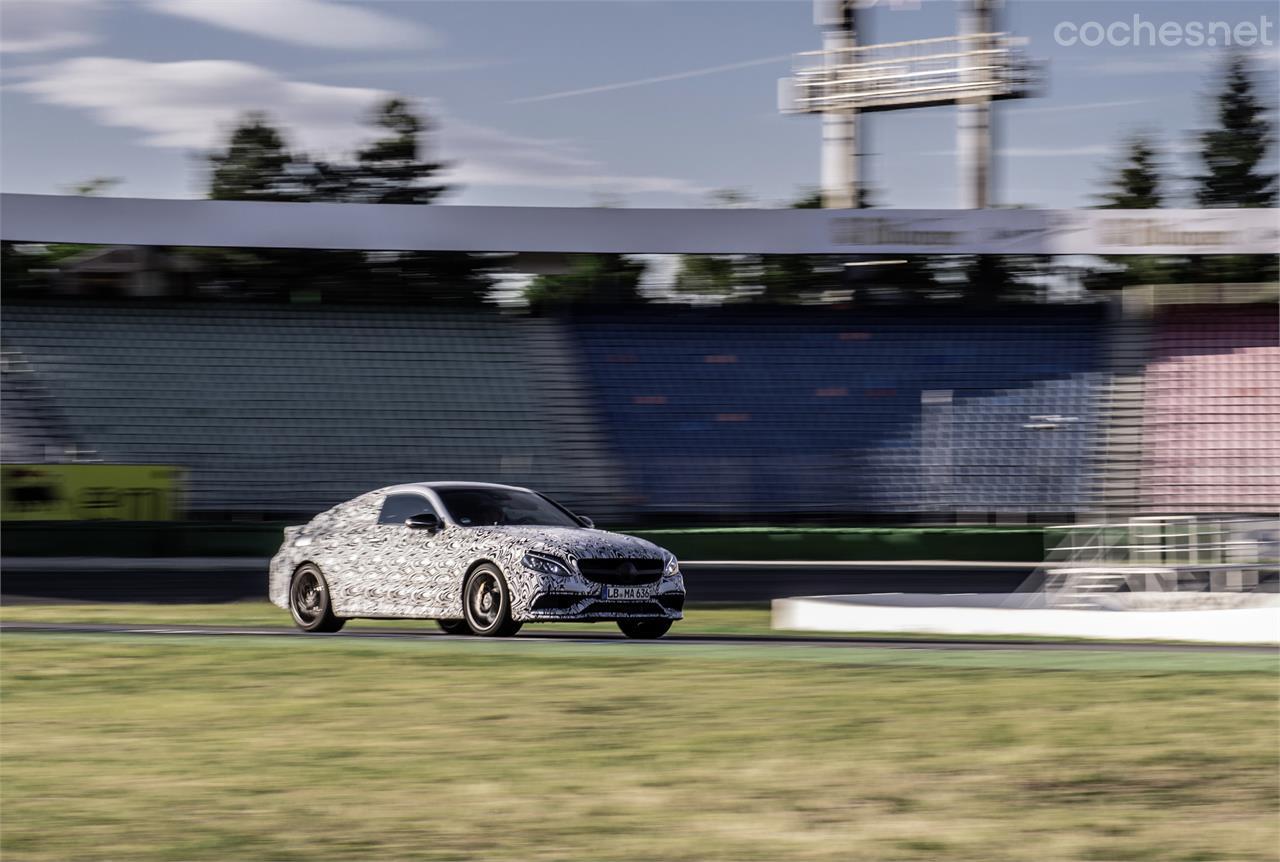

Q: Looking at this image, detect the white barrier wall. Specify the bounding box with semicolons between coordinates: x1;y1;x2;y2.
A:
773;594;1280;644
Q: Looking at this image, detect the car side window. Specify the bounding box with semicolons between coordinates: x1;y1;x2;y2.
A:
377;493;434;526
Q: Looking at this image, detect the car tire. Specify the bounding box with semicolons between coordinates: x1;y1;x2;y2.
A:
437;619;472;635
463;564;522;637
289;564;346;633
617;619;672;639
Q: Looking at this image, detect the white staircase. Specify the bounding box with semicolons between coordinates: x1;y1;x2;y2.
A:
1042;567;1132;609
1090;312;1152;517
0;345;97;463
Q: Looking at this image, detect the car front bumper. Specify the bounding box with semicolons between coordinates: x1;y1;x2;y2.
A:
516;559;685;622
522;589;685;622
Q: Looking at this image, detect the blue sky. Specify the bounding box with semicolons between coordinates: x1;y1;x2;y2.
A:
2;0;1276;209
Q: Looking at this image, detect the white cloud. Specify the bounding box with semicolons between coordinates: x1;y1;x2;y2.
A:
14;57;389;152
145;0;433;50
442;117;710;196
14;57;707;198
296;57;504;78
0;0;98;54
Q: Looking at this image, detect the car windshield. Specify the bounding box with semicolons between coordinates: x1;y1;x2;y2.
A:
436;487;581;528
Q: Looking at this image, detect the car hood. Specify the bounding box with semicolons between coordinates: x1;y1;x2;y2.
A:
464;525;668;562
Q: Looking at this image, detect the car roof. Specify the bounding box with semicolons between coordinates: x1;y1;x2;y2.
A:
377;481;534;496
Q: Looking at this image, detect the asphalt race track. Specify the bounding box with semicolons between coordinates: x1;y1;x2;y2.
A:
3;621;1272;653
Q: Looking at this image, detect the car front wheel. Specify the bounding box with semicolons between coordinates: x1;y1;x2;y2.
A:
463;564;522;637
617;619;672;639
289;564;346;633
437;619;472;635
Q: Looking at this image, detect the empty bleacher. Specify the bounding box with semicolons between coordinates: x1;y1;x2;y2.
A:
571;307;1106;514
1;304;622;516
9;299;1272;521
1141;304;1279;513
0;346;85;463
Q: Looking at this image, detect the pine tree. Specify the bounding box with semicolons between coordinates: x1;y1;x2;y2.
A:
1195;56;1277;208
672;253;744;302
1099;134;1163;209
1086;134;1177;290
331;98;450;205
203;113;355;299
203;101;492;304
524;254;646;308
208;113;299;202
337;99;489;303
1190;56;1278;283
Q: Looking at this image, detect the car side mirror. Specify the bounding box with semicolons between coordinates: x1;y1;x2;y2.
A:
577;515;594;529
406;512;443;531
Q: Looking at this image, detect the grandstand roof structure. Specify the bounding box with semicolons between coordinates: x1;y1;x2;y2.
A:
2;194;1277;257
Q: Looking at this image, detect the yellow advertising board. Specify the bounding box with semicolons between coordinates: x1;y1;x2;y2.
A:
1;464;184;521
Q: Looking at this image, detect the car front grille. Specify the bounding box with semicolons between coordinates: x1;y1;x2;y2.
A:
575;557;663;585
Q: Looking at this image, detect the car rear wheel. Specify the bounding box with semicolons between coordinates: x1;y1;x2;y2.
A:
617;619;672;639
290;564;345;633
437;619;472;635
463;564;522;637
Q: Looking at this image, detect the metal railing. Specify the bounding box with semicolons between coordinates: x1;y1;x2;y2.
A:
781;33;1039;114
1036;515;1278;608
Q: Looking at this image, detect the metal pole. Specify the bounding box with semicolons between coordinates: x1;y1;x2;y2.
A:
820;1;860;209
957;0;996;209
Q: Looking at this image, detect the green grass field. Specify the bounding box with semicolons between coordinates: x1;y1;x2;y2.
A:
2;621;1277;861
0;600;777;636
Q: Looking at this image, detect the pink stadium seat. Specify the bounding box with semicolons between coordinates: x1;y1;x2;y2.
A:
1142;305;1279;512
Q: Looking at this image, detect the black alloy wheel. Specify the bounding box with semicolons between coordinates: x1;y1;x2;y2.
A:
463;564;522;637
289;564;346;633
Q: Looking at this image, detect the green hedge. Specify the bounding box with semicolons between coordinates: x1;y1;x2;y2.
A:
2;522;1044;562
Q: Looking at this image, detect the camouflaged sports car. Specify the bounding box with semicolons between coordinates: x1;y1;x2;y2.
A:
269;482;685;638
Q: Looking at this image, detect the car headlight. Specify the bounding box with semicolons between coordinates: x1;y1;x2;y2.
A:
664;555;680;577
523;551;572;578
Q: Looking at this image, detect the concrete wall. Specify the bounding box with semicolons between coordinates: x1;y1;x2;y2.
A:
773;593;1280;644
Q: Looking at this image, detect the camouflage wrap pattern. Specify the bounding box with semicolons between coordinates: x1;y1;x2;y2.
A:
269;485;684;623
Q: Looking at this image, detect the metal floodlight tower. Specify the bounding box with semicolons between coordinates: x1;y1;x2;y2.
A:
780;0;1040;209
816;0;863;210
958;0;997;209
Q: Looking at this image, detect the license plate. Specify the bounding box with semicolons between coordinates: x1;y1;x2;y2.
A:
602;585;653;601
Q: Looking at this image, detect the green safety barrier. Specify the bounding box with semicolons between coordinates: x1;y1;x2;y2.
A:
629;527;1043;562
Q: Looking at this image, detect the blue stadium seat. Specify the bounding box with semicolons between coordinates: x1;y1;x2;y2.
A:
571;308;1106;514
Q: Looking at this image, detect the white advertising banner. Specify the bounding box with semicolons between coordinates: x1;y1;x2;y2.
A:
1;194;1276;256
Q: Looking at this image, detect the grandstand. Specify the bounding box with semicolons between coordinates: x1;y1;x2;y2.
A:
572;307;1104;515
1141;304;1279;513
0;304;622;517
3;295;1274;522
